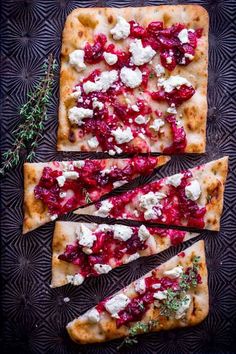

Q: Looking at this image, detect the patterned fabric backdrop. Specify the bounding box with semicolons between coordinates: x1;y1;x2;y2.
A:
1;0;236;353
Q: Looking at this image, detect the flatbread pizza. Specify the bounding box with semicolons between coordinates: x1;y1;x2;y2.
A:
23;156;169;234
51;221;198;288
66;240;208;344
58;5;208;154
74;157;229;231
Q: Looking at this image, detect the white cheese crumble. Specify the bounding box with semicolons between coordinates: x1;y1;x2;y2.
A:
158;75;192;93
175;295;191;319
108;149;116;156
139;191;166;221
83;70;118;94
92;100;104;110
66;273;84;286
95;200;113;217
120;67;142;89
97;224;114;232
185;180;201;201
129;39;156;66
114;145;123;154
63;297;70;303
178;29;189;44
134;278;146;294
125;253;140;263
152;283;161;290
113;180;127;188
69;49;86;72
76;224;96;248
155;64;165;77
82;247;93;255
87;136;99;149
68;107;93;126
63;171;79;180
163;266;183;279
167;104;177;115
94;263;112;274
166;56;172;64
70;86;82;99
73;160;85;168
105;294;130;318
103;52;118;65
86;308;100;323
138;225;150;241
150;119;165;132
56;175;66;187
50;214;58;221
113;225;133;241
110;16;130;40
135;115;147;125
165;173;183;187
59;192;67;198
111;127;134;144
131;104;139;112
153;290;167;300
185;53;194;60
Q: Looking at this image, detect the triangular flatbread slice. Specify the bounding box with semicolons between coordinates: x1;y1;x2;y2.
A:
66;240;208;344
23;156;169;234
74;157;228;231
51;221;199;288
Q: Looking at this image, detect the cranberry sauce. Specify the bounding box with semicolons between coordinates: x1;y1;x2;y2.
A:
34;157;160;216
105;171;206;228
58;227;148;277
163;114;187;153
97;263;202;328
150;84;195;107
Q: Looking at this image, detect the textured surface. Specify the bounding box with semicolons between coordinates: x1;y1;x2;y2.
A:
1;1;236;353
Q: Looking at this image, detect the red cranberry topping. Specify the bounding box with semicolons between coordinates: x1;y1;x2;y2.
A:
163;114;187;154
151;84;195;106
84;34;107;64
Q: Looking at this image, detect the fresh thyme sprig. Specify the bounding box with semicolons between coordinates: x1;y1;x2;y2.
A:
0;53;57;176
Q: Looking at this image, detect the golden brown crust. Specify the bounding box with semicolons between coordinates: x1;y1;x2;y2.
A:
23;156;170;234
51;221;198;288
74;157;229;231
66;240;208;344
58;5;209;153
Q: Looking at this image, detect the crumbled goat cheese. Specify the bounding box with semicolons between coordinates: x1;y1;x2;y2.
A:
92;100;104;110
125;252;140;263
155;64;165;77
83;70;118;94
134;278;146;294
82;247;93;255
73;160;85;168
167;105;177;114
185;53;194;60
113;180;127;188
59;192;67;198
87;136;99;149
120;67;142;88
129;39;156;66
94;263;112;274
163;266;183;279
70;86;82;99
103;52;118;65
50;214;58;221
178;29;189;44
114;145;123;154
76;224;96;248
66;273;84;286
185;180;201;201
139;191;166;220
152;283;161;289
165;173;183;187
56;175;66;187
158;75;192;93
153;290;167;300
138;225;150;241
135;115;147;125
68;107;93;126
97;224;114;232
69;49;86;72
150;119;165;132
166;56;172;64
108;149;116;156
63;171;79;180
110;16;130;40
95;200;113;217
86;308;100;323
105;294;130;318
175;295;191;319
131;104;139;112
113;225;133;241
111;127;134;144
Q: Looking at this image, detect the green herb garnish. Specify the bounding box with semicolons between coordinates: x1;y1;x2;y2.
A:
149;72;155;79
82;188;92;204
0;54;57;176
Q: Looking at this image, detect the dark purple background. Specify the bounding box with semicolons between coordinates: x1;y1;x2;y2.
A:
1;1;236;353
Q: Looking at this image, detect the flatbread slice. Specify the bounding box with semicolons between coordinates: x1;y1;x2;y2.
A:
51;221;199;288
67;240;208;344
74;157;229;231
23;156;169;234
58;5;208;153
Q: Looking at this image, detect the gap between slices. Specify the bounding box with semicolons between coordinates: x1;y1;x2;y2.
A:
51;221;199;288
66;240;209;344
23;156;170;234
74;157;229;231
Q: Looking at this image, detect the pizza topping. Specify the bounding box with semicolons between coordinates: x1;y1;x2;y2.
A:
158;75;192;93
56;175;66;187
165;173;183;187
131;104;140;112
177;29;190;44
66;273;84;286
83;70;118;93
95;200;114;217
150;118;165;132
63;171;79;180
94;263;112;274
139;191;166;221
86;308;100;323
163;114;187;153
110;16;131;40
103;52;118;65
87;136;99;149
134;278;146;294
134;115;148;125
155;64;165;77
111;126;134;144
76;224;96;248
105;294;130;318
120;67;143;88
163;266;183;279
69;49;86;72
125;252;140;263
92;99;104;110
138;225;150;241
70;86;82;99
68;107;93;126
113;180;127;188
113;225;133;242
153;290;167;300
129;39;156;66
185;180;201;201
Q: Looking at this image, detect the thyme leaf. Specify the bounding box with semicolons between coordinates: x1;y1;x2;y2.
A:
82;188;92;204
